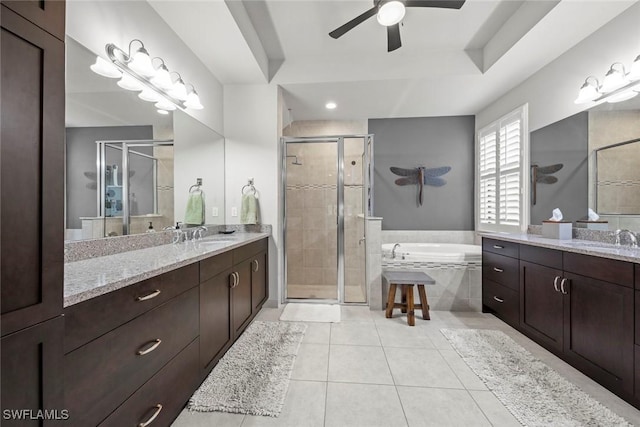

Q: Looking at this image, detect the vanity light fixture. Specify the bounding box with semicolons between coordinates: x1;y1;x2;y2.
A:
157;109;169;115
90;38;204;111
575;56;640;104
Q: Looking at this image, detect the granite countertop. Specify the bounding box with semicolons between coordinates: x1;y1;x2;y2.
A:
482;232;640;264
64;232;270;307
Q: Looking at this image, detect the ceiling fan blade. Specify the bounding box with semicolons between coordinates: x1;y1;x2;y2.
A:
405;0;465;9
329;7;378;39
387;24;401;52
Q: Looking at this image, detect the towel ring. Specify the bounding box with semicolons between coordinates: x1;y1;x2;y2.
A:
242;184;256;195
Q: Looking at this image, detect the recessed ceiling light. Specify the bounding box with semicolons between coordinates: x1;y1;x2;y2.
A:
325;102;337;110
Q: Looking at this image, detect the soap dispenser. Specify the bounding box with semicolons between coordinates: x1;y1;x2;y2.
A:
147;221;155;233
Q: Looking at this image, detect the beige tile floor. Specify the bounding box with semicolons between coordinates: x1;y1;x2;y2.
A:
173;307;640;427
286;284;366;303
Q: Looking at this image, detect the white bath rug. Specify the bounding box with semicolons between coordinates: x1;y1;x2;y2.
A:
279;303;341;323
441;328;632;427
189;321;306;417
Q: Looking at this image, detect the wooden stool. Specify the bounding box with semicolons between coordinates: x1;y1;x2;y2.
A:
383;270;435;326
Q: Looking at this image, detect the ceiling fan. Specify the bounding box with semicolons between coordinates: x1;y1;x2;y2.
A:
329;0;466;52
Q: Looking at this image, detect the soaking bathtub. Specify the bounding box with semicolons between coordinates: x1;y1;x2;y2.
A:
381;243;482;311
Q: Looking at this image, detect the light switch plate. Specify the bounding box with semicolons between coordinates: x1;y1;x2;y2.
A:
212;207;218;217
231;207;238;217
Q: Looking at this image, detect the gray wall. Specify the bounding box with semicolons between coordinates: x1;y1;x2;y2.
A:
369;116;475;230
66;126;154;229
530;112;588;224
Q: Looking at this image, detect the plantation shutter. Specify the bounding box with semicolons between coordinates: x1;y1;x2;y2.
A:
477;106;527;232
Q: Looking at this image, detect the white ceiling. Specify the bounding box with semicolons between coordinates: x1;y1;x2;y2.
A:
151;0;638;121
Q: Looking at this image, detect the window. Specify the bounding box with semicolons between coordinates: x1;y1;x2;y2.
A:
476;105;529;232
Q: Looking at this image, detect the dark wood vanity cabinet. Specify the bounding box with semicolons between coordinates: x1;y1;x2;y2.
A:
1;3;64;337
483;237;636;402
2;0;65;40
481;238;520;327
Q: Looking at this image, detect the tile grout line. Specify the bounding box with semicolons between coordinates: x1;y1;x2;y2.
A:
323;322;333;427
374;319;411;427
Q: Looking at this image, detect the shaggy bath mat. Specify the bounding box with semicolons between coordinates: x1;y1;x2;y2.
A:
189;321;306;417
279;303;341;323
441;329;632;427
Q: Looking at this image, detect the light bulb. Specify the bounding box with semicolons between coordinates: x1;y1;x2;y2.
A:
184;90;204;110
128;46;156;77
90;56;122;78
377;1;406;26
138;88;162;103
325;102;337;110
154;99;176;111
601;64;629;93
150;64;173;90
117;73;144;91
157;109;169;115
169;78;188;101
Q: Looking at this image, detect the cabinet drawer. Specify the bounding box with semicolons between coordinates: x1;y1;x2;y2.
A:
200;250;233;282
99;338;200;427
482;252;519;291
483;279;519;327
64;263;199;353
519;245;562;270
563;252;633;288
233;238;268;264
64;287;199;426
482;238;519;259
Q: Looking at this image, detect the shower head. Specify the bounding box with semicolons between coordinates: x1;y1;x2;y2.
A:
286;155;302;166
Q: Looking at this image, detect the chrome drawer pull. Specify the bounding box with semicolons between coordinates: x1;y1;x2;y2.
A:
493;296;504;303
136;290;161;301
553;276;560;292
560;278;568;295
235;272;240;287
253;259;259;272
137;339;162;356
493;267;504;273
493;245;504;249
138;404;162;427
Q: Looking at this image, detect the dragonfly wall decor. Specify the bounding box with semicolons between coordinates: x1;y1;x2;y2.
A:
531;163;563;205
391;166;451;206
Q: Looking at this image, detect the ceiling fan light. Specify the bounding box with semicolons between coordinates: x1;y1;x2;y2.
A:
601;64;629;93
574;79;600;104
184;89;204;110
138;88;163;103
150;64;173;90
90;56;122;78
377;1;406;26
128;46;156;77
117;73;144;91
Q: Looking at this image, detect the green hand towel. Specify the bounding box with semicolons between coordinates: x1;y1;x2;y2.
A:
185;192;204;225
241;193;258;224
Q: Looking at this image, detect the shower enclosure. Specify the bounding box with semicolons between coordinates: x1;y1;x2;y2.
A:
282;135;374;304
96;139;174;236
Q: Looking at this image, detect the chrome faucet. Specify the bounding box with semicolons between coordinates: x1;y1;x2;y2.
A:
391;243;401;259
615;229;638;247
192;226;208;241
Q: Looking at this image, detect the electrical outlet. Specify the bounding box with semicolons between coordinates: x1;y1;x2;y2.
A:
212;207;218;217
231;207;238;217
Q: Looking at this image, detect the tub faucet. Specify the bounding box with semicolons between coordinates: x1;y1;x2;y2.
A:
391;243;401;259
615;229;638;247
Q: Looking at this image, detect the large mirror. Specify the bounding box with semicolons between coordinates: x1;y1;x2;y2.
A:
65;38;225;240
530;96;640;231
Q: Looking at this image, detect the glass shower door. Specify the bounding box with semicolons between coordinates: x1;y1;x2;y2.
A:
285;140;339;300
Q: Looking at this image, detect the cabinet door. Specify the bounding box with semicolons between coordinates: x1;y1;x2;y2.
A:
1;316;64;426
520;261;564;352
1;0;65;40
200;269;232;373
251;251;268;313
563;272;634;397
232;260;253;336
1;5;64;336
